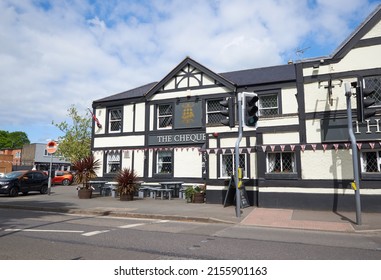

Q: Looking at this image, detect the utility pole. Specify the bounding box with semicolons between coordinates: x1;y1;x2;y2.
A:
345;83;362;225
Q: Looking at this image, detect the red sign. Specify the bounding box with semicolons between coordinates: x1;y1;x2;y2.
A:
46;141;57;154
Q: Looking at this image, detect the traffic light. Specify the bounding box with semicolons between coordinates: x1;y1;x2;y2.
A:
243;92;259;128
356;82;376;123
219;97;235;128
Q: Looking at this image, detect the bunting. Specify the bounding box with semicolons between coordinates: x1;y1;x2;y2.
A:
92;142;381;156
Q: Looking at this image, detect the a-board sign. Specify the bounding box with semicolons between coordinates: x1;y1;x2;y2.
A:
223;175;250;208
239;187;250;208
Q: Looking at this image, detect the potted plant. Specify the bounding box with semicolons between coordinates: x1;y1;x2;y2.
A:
184;186;196;203
193;184;206;203
184;184;205;203
72;155;100;199
115;168;139;201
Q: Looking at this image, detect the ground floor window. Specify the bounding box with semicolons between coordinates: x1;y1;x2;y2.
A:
106;151;121;174
266;152;295;173
361;151;381;172
221;153;246;177
157;151;172;174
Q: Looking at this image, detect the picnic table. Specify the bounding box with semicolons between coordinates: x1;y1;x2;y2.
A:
139;183;180;200
159;182;184;198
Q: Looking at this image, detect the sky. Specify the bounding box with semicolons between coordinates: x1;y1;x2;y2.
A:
0;0;380;144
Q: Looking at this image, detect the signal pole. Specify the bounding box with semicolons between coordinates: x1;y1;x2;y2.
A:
345;83;362;225
234;93;243;218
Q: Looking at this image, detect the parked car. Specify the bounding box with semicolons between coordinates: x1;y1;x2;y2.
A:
51;171;73;186
0;170;49;197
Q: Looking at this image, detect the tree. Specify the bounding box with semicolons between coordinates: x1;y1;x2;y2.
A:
52;105;92;163
0;130;30;149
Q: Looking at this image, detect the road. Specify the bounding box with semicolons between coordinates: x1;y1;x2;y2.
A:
0;208;381;260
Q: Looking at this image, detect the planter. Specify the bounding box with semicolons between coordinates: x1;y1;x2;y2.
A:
78;188;92;199
120;193;134;201
193;193;205;203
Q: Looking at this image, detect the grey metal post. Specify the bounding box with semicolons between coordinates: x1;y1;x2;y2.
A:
48;153;53;195
234;92;243;218
345;83;362;225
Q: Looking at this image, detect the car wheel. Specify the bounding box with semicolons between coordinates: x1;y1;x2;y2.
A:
22;191;29;196
40;185;48;194
62;179;70;186
9;187;19;197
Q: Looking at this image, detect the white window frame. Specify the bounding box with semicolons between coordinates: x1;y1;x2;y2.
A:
220;153;247;178
259;93;279;116
156;151;172;174
157;104;173;130
106;151;121;174
206;99;223;124
266;152;296;173
108;108;122;133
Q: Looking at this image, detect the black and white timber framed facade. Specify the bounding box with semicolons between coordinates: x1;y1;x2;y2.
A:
92;5;381;212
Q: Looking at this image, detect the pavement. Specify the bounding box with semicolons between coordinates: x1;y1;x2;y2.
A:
0;185;380;233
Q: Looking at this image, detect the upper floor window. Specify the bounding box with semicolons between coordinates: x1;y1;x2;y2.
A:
259;94;279;116
206;99;224;124
364;76;381;105
109;108;122;133
157;104;173;129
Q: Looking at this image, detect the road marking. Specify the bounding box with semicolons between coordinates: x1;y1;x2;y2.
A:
4;229;84;233
118;220;169;229
82;230;110;236
118;223;146;229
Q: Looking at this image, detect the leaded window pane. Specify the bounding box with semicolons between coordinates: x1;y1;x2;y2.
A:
107;151;120;173
267;152;295;173
109;108;122;132
364;76;381;104
157;151;172;174
363;152;378;172
221;153;246;177
158;104;173;129
207;99;224;124
259;94;279;116
222;154;233;177
282;153;294;172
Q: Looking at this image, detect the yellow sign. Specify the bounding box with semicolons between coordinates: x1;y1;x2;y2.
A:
181;103;195;124
351;182;357;191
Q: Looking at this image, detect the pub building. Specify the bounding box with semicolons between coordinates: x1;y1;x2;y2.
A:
91;4;381;212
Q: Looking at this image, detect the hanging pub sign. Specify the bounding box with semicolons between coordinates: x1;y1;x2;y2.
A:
174;101;203;129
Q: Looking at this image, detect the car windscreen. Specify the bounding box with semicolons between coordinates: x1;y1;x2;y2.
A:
4;171;25;179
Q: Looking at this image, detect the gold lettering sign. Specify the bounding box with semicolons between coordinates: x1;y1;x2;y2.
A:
181;103;194;125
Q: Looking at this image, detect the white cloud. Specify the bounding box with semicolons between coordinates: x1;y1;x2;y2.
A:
0;0;377;142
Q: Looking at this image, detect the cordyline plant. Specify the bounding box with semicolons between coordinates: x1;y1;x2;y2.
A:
115;168;139;195
72;155;100;189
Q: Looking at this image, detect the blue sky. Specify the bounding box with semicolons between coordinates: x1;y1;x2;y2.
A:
0;0;380;144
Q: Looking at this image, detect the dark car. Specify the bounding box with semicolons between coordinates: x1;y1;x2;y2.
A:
52;171;73;186
0;170;49;197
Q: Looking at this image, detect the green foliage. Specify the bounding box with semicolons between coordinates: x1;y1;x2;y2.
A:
52;105;92;163
0;130;30;149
